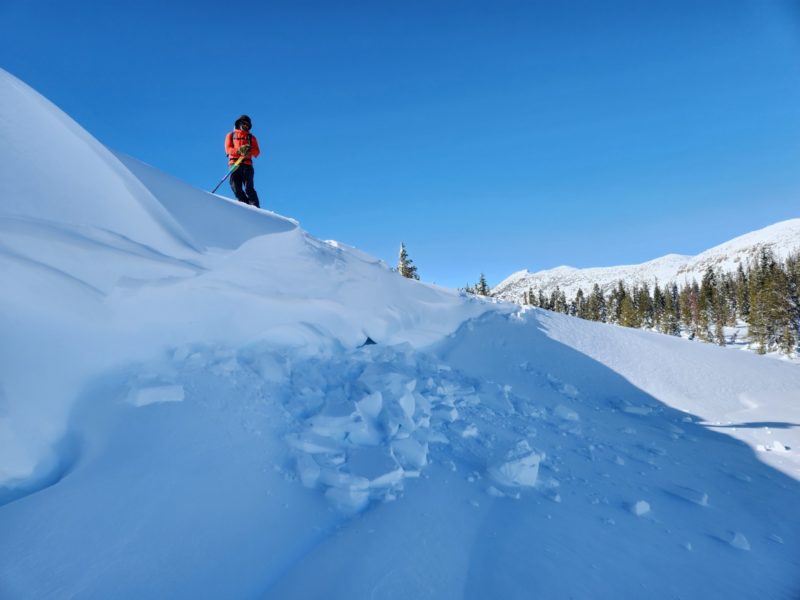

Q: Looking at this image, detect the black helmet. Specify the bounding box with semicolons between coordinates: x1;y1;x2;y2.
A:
235;114;252;129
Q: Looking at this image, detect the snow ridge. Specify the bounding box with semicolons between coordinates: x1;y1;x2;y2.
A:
494;219;800;301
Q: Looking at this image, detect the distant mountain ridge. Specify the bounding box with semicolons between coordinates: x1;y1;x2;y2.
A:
493;219;800;301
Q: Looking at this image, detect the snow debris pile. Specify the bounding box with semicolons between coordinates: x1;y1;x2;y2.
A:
281;344;551;513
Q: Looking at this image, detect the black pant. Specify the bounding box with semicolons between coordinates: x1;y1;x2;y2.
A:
230;164;260;208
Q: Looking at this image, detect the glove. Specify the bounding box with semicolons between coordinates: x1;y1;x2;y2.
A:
238;144;250;156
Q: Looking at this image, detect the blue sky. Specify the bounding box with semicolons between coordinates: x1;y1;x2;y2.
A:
3;0;800;288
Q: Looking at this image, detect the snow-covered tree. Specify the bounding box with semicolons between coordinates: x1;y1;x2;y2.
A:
475;273;491;296
397;243;419;280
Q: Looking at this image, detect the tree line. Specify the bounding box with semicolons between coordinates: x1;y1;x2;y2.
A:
518;248;800;355
395;242;799;356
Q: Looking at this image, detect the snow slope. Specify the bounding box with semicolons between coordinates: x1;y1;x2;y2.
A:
494;219;800;301
1;68;799;599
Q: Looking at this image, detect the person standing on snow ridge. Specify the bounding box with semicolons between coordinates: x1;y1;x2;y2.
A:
225;115;261;208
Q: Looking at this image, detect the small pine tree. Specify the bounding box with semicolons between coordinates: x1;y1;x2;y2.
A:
397;243;419;280
475;273;491;296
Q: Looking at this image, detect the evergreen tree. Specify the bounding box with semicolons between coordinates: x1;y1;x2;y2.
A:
698;268;725;345
575;288;587;319
662;284;680;336
735;263;749;321
670;283;681;326
636;283;654;329
619;292;639;328
528;287;539;307
475;273;491;296
652;282;665;332
549;286;568;313
538;289;548;310
397;243;419;280
608;281;626;324
586;283;607;322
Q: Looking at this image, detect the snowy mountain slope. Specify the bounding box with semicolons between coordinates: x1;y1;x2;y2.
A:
0;68;493;487
1;68;799;599
494;219;800;301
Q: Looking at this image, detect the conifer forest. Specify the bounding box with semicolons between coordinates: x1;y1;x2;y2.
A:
516;248;800;356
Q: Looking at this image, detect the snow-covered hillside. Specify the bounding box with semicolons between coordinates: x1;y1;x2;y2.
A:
2;69;799;599
494;219;800;301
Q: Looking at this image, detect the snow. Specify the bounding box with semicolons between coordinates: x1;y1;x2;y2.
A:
494;219;800;300
2;68;800;598
630;500;651;516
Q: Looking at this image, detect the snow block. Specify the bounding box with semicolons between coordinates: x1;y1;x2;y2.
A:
723;531;751;551
630;500;651;516
554;404;579;421
489;441;542;488
356;391;383;422
665;484;709;507
295;454;321;488
391;437;428;471
129;385;184;407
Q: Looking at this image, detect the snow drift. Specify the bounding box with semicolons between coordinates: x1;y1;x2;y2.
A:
1;68;799;599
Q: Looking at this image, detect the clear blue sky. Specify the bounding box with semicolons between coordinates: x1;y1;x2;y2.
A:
3;0;800;288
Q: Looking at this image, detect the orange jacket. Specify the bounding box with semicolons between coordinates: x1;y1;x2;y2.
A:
225;130;260;166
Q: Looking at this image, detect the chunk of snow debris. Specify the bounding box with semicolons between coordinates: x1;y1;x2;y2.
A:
391;437;428;470
458;394;481;407
295;454;321;488
324;486;370;515
615;456;626;466
129;385;184;407
683;542;694;552
308;414;354;440
723;531;751;551
487;486;505;498
665;485;709;507
246;353;287;382
560;384;579;399
433;406;459;423
398;392;415;420
490;441;542;488
355;392;383;422
768;534;785;544
317;469;369;490
630;500;651;516
347;448;402;488
427;431;449;445
554;405;579;421
462;424;479;438
368;467;405;489
285;433;341;455
759;440;790;453
345;420;383;446
623;405;653;416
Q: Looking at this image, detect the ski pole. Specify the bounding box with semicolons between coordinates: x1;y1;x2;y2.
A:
210;155;245;194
